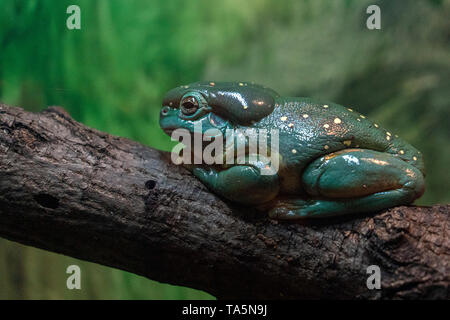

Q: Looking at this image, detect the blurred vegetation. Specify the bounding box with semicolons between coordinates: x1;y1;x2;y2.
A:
0;0;448;299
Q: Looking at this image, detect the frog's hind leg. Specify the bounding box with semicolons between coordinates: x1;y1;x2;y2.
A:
268;149;425;219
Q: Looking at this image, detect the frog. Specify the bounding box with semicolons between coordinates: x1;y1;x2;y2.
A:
159;81;425;219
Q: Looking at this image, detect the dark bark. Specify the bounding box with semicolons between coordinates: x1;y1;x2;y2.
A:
0;103;448;299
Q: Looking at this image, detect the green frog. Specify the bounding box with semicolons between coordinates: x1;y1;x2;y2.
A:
159;81;425;219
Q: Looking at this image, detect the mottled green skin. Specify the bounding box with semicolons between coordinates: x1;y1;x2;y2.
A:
160;82;425;219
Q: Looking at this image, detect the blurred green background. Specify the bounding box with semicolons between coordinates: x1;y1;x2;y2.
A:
0;0;448;299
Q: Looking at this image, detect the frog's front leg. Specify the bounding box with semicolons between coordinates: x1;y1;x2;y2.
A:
269;149;425;219
193;164;280;205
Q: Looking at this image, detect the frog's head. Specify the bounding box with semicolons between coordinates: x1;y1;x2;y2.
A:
159;81;279;137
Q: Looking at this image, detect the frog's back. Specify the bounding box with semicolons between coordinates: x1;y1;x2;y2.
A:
257;97;425;175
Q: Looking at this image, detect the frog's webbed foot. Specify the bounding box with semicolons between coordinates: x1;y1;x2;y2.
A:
193;165;280;205
268;148;425;219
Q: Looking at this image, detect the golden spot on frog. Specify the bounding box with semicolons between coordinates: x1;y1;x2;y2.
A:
334;118;342;124
360;115;366;119
347;108;353;112
239;82;244;86
209;82;215;86
399;150;405;155
374;123;379;128
323;124;330;129
291;149;297;154
243;106;248;110
413;156;418;161
324;153;339;161
386;135;391;141
323;105;329;108
324;145;329;150
386;132;392;136
183;85;189;88
343;140;352;146
280;116;287;121
405;168;415;178
288;123;294;128
302;114;309;118
357;118;361;122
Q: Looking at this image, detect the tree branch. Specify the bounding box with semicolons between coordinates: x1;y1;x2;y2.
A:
0;103;448;299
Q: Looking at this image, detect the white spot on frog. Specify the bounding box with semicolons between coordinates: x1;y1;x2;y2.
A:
342;154;360;165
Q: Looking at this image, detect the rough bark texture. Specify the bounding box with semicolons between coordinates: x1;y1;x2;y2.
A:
0;103;448;299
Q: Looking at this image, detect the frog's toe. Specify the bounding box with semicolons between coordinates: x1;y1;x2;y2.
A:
192;166;208;178
192;167;218;188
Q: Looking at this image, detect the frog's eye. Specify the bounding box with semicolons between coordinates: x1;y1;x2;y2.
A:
180;96;199;115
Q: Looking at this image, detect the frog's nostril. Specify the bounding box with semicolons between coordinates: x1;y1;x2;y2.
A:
161;106;170;116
